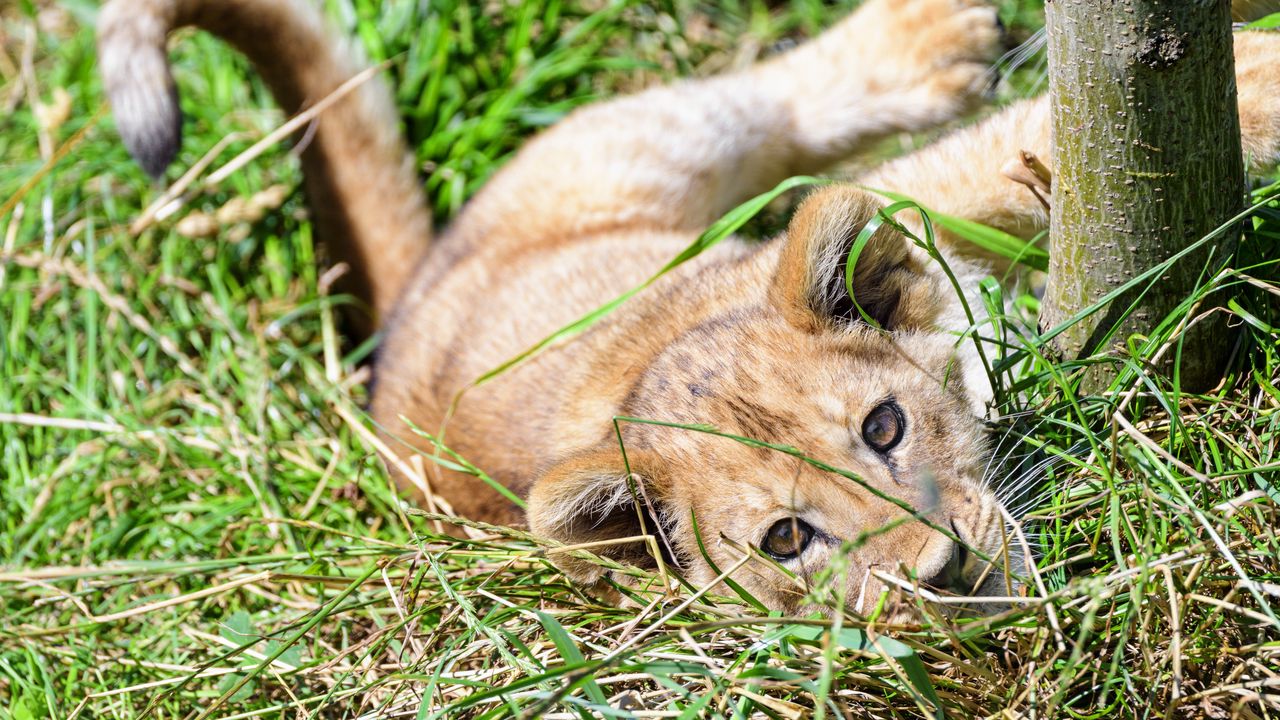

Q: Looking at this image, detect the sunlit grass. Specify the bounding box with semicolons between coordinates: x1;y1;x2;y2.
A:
4;0;1280;717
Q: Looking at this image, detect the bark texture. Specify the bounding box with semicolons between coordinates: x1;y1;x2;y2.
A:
1042;0;1245;390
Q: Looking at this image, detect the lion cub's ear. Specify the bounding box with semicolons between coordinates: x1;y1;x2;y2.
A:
770;186;940;332
527;449;678;586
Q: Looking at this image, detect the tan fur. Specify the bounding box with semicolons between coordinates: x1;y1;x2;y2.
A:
100;0;1280;615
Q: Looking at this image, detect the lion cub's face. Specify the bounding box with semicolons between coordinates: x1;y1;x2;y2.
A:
529;187;1018;616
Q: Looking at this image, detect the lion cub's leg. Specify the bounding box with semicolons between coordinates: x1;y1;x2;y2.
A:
1234;33;1280;171
860;32;1280;266
858;98;1052;264
451;0;1002;248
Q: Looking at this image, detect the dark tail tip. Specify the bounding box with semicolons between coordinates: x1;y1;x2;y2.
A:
117;81;183;179
98;0;184;179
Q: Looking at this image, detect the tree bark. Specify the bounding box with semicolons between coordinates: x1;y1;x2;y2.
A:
1041;0;1245;391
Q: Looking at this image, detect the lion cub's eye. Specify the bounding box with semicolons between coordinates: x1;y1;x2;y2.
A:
862;401;905;453
762;518;814;560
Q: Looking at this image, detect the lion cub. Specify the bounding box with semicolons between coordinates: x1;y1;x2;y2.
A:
99;0;1280;615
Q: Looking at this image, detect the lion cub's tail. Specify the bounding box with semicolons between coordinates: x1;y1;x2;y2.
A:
98;0;431;330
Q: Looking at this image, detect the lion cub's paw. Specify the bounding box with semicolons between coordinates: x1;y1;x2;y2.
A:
759;0;1003;159
1234;33;1280;171
866;0;1002;96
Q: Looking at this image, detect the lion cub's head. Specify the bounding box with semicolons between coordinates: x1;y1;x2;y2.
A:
529;186;1020;617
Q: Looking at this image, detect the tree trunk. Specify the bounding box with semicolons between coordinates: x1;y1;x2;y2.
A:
1041;0;1245;391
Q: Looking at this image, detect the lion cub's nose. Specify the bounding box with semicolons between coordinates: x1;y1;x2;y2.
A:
922;540;969;594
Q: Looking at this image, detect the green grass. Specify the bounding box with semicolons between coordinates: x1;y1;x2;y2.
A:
3;0;1280;717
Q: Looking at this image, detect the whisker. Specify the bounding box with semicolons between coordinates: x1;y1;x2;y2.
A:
997;26;1047;79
